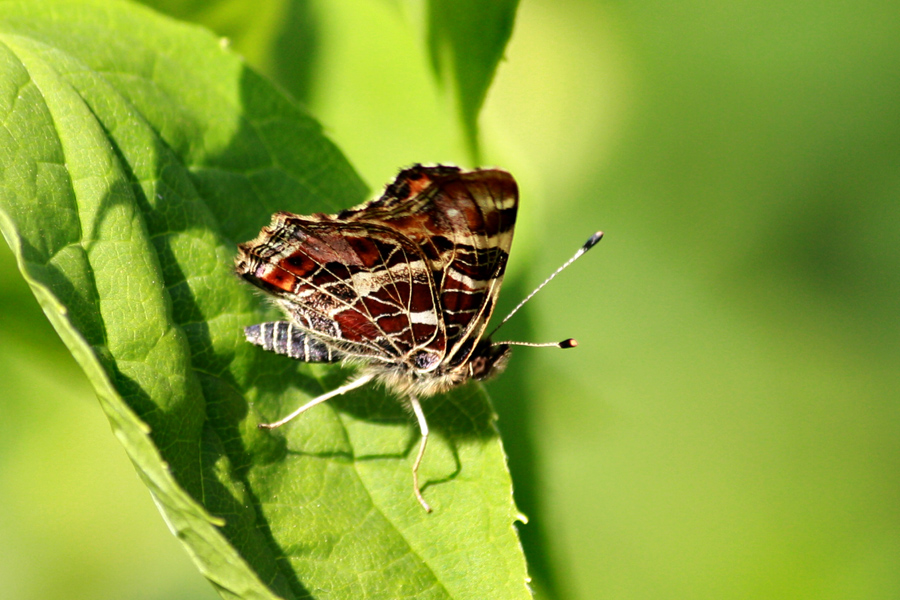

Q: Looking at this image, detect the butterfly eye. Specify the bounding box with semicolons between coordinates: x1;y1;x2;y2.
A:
469;343;511;381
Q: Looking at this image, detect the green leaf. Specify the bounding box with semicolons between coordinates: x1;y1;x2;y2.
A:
0;1;530;599
424;0;519;162
136;0;319;105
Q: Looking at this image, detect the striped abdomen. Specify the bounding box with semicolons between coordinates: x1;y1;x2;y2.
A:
244;321;341;363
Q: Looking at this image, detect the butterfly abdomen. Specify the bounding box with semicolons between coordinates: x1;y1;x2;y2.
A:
244;321;341;363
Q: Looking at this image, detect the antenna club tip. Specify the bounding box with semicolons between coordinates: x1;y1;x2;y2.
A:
584;231;604;250
559;338;578;349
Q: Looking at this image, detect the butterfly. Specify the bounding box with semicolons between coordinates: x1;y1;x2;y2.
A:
235;164;601;511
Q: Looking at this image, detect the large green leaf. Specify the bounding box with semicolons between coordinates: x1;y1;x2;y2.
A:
137;0;320;106
424;0;519;162
0;1;531;598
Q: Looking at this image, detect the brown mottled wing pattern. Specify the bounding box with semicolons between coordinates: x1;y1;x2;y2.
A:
236;215;443;364
236;165;517;371
338;165;518;367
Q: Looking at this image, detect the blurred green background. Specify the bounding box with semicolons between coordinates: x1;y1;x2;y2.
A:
2;0;898;598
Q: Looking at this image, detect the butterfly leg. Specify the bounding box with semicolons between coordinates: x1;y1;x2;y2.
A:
408;394;433;512
258;374;374;429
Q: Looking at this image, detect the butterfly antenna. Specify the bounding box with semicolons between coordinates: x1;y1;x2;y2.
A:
488;231;603;341
491;338;579;348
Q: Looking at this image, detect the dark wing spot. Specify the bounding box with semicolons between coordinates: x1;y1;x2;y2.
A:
393;180;411;200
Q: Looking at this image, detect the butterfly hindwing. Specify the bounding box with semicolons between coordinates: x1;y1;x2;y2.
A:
236;211;445;365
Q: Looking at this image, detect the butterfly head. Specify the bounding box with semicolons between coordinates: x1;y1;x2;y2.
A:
467;339;512;382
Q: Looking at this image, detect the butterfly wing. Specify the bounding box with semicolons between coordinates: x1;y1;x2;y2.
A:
339;165;518;367
236;213;444;365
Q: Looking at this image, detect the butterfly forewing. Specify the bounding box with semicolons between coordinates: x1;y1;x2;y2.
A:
430;171;517;362
338;166;518;367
